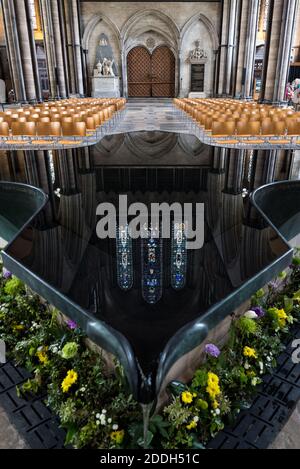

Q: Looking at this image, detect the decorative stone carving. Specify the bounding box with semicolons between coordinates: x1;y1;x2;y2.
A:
94;61;103;77
102;58;115;77
146;37;156;49
94;33;118;76
189;40;208;62
92;33;120;97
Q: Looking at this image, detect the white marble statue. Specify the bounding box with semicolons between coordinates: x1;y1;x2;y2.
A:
94;61;103;77
102;58;115;77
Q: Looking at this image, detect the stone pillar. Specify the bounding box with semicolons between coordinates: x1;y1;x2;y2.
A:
63;0;85;96
1;0;41;101
39;0;58;98
224;149;245;194
261;0;299;103
52;0;69;98
234;1;260;98
289;150;300;180
217;0;241;96
251;150;278;188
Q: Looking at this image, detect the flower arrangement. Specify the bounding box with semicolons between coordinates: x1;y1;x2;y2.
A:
0;247;299;449
162;249;300;448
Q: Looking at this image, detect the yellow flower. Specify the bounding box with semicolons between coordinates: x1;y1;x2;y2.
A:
61;369;78;393
181;391;194;404
13;324;25;332
207;372;219;386
243;346;257;359
110;430;125;445
206;382;221;400
212;400;219;409
206;372;221;400
36;348;49;365
186;420;197;430
277;309;288;328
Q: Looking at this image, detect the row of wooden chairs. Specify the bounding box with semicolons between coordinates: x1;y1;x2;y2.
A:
174;98;300;141
0;98;126;140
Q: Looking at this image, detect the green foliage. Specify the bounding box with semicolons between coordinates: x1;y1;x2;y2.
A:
237;317;257;336
1;247;300;450
162;249;300;448
4;277;24;296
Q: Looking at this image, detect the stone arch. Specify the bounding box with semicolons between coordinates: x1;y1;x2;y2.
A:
120;9;180;97
82;14;121;51
180;13;219;97
121;9;180;47
180;13;219;52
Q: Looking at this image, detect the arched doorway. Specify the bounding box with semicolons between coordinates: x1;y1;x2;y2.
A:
127;46;175;97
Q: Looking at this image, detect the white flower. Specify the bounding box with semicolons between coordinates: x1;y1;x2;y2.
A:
244;310;259;319
244;362;250;370
267;357;272;362
102;409;107;414
100;415;106;426
215;409;221;415
96;413;101;419
193;416;199;423
107;418;112;424
112;424;119;431
96;420;100;426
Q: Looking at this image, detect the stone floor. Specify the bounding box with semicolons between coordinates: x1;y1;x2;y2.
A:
111;98;193;135
0;405;27;449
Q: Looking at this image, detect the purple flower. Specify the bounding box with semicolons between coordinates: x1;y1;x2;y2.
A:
3;269;12;279
205;344;221;358
66;319;77;330
251;306;265;318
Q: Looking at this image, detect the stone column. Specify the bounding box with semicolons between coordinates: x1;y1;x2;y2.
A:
52;0;69;98
261;0;299;103
289;150;300;180
39;0;56;98
217;0;242;96
63;0;85;96
273;0;299;102
224;149;245;194
234;1;260;98
251;150;278;188
1;0;41;101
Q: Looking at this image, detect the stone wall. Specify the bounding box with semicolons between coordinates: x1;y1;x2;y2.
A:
80;1;221;97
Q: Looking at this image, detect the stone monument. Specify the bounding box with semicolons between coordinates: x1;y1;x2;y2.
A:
188;40;208;98
92;34;120;98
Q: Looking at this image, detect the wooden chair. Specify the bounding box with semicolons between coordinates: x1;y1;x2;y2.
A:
0;122;9;137
11;122;36;136
261;121;275;137
36;121;61;136
273;121;286;136
212;121;235;137
236;121;251;137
